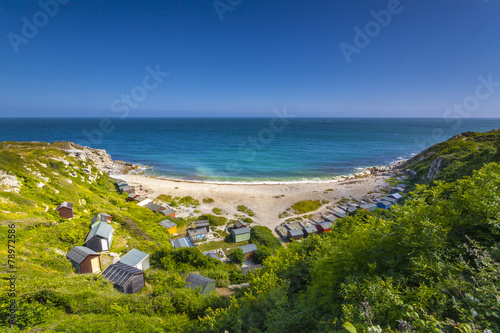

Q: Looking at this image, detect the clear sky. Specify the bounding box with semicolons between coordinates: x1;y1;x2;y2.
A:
1;0;499;117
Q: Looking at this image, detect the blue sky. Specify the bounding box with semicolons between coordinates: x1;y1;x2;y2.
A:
1;0;499;117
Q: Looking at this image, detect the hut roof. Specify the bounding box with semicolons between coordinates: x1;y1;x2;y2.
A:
232;227;250;235
360;203;377;209
171;237;194;249
145;202;162;212
187;228;208;238
56;202;73;210
234;221;247;228
102;262;143;288
66;246;98;264
203;251;220;260
159;208;175;216
389;193;403;200
159;219;177;229
118;249;149;268
304;226;317;234
196;220;210;229
85;222;113;243
185;274;215;293
288;229;304;237
239;243;258;254
317;221;332;230
324;215;337;222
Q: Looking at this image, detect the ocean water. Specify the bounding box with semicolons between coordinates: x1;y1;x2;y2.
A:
1;118;499;183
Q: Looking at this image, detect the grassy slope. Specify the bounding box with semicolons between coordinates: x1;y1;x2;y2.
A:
402;129;500;183
0;142;237;332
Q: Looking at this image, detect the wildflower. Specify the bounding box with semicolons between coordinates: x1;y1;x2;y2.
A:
471;309;478;317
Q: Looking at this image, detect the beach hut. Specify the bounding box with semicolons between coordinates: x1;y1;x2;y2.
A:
381;196;398;204
397;184;407;189
239;244;258;259
90;212;112;228
346;205;358;215
203;251;221;261
287;229;304;241
390;186;405;194
388;193;403;202
196;220;210;231
332;210;346;219
137;198;152;207
360;203;377;212
102;262;145;294
145;202;165;213
233;221;248;229
159;208;176;218
118;249;150;271
171;237;195;249
185;274;216;295
56;202;73;219
159;219;177;235
187;227;209;243
231;227;251;243
303;226;318;237
324;215;337;223
134;196;146;203
377;201;392;210
127;194;139;202
66;246;101;274
316;221;332;233
85;222;113;252
120;185;135;195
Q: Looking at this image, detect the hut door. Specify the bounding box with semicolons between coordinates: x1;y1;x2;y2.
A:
101;239;108;251
91;257;100;272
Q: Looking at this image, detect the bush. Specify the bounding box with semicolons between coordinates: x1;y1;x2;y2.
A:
213;208;223;215
198;214;227;226
250;226;282;250
203;198;214;203
290;200;322;214
231;248;245;264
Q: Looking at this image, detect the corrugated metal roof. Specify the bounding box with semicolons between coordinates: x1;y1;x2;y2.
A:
145;202;162;212
185;273;214;292
85;222;113;243
118;249;149;267
239;243;257;254
171;237;194;249
318;221;332;229
288;229;303;237
159;208;175;216
360;203;377;209
66;246;98;264
389;193;403;199
159;219;177;229
232;227;250;235
196;220;210;228
102;262;143;287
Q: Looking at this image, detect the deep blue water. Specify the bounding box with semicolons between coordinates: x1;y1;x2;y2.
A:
1;118;499;182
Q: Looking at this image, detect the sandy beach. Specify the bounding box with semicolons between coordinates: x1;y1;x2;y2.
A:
112;168;397;231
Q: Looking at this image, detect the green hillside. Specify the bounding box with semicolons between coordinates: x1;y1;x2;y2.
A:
402;129;500;183
1;137;500;332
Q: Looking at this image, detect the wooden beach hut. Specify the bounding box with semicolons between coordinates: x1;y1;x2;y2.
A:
102;262;145;294
231;227;251;243
238;244;258;259
159;208;176;218
287;229;304;241
377;201;392;210
316;221;332;233
233;221;248;229
388;193;403;202
90;212;112;228
303;226;318;237
56;202;73;219
185;274;216;295
85;222;113;252
360;203;377;212
159;219;177;235
66;246;101;274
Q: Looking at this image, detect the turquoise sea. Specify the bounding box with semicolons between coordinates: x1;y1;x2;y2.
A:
1;118;499;183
